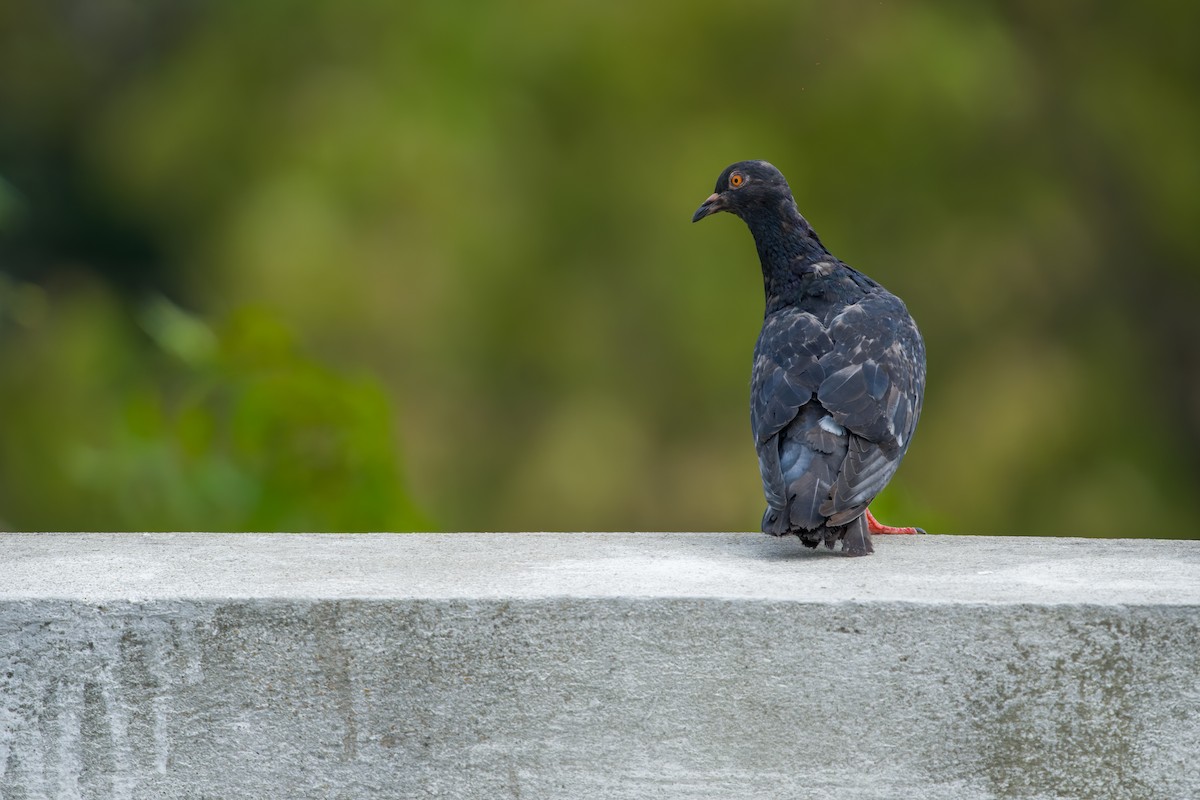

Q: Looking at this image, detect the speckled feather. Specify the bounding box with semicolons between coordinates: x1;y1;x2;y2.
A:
694;160;925;555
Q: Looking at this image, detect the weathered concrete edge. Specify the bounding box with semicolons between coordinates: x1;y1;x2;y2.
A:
2;532;1198;606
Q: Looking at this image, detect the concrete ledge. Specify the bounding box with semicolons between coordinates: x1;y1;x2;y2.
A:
1;533;1198;799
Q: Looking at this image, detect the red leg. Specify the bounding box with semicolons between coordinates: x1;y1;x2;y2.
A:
865;508;924;535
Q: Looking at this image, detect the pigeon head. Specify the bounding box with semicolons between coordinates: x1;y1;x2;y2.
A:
691;160;794;224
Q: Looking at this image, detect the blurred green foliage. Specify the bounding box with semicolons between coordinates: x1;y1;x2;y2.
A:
0;275;424;530
1;1;1197;535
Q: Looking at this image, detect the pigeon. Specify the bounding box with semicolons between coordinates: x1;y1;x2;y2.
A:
692;160;925;555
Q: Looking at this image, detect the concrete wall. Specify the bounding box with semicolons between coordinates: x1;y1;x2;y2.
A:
1;532;1197;799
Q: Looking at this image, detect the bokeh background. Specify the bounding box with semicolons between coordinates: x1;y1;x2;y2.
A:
1;2;1197;536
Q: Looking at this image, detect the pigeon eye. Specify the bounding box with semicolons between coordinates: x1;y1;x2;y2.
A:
729;173;745;188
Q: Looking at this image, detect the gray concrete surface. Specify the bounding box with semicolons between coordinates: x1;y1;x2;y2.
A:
1;532;1197;799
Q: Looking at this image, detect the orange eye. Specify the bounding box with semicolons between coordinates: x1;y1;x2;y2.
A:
729;173;745;188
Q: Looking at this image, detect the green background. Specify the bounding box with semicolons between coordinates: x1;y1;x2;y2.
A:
2;2;1197;536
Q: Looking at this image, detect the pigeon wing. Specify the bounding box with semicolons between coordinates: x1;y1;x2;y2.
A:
750;309;833;529
815;291;925;524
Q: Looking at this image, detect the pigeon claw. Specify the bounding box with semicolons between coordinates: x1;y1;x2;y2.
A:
865;508;924;535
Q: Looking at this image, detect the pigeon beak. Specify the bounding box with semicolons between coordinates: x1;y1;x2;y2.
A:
691;192;725;223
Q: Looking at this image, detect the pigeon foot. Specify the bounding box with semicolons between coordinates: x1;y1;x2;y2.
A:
865;508;924;535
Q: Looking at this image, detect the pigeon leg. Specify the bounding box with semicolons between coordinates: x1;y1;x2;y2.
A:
865;508;924;535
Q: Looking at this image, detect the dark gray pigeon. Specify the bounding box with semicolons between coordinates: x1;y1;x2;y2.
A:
693;160;925;555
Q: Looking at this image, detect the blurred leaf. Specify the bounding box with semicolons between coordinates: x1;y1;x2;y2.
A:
0;281;426;531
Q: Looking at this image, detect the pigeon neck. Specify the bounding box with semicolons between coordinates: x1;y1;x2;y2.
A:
742;199;831;314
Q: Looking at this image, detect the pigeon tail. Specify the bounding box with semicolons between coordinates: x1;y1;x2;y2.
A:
839;513;873;556
761;510;874;557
